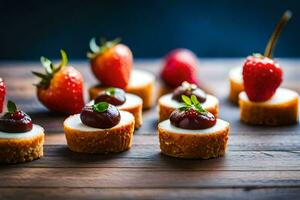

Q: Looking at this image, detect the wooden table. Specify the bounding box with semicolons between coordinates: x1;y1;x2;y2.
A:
0;59;300;200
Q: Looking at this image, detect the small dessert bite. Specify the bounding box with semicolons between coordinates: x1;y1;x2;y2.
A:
158;95;230;159
0;101;44;163
89;87;143;128
87;38;155;109
158;81;219;122
228;67;244;104
239;11;299;126
64;102;135;154
239;88;299;125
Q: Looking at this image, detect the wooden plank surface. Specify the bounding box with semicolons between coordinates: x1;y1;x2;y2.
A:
0;59;300;200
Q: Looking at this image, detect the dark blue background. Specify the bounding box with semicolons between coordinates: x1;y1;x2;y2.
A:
0;0;299;60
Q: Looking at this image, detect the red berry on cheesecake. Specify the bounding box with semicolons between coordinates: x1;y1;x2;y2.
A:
170;95;216;130
33;50;84;114
87;38;132;89
0;100;33;133
243;55;282;102
161;48;199;87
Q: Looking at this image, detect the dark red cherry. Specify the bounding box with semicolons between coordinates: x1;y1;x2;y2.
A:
172;82;206;103
95;88;126;106
0;110;33;133
170;108;216;130
80;102;121;129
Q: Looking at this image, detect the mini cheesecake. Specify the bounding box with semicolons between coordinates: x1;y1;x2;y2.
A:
228;67;244;104
89;69;155;109
0;125;44;163
158;95;229;159
89;93;143;129
239;88;299;125
158;119;230;159
158;82;219;122
90;88;143;129
64;105;135;154
0;101;44;164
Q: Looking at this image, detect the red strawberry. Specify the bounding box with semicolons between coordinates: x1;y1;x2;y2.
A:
0;78;6;113
161;48;199;87
87;38;132;89
243;55;282;102
33;50;84;114
242;11;291;102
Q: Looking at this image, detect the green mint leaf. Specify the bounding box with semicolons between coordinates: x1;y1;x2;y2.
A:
106;87;116;96
92;102;109;113
179;106;188;112
181;95;192;106
60;49;68;67
191;95;199;105
89;37;100;53
194;104;207;113
178;94;208;114
7;100;17;113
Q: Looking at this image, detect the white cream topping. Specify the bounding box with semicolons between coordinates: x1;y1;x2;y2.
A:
159;93;218;110
229;67;243;84
88;93;142;109
128;69;155;87
118;93;143;109
239;88;299;105
159;119;229;134
64;111;134;132
0;124;44;139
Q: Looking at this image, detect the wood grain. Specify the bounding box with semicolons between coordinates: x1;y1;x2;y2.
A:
0;59;300;200
0;168;299;188
1;188;299;200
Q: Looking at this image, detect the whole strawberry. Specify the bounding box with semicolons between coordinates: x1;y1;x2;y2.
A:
87;38;132;89
243;55;282;102
33;50;84;114
242;11;291;102
0;78;6;113
161;48;199;88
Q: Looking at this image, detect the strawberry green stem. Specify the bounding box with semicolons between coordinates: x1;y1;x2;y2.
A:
264;10;292;58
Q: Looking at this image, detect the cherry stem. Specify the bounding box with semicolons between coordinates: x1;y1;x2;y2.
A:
264;10;292;58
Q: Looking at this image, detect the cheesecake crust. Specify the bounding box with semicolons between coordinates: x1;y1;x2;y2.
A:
158;122;229;159
0;132;44;164
64;115;135;154
239;92;299;126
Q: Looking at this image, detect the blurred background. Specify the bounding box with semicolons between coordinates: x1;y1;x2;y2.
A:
0;0;299;60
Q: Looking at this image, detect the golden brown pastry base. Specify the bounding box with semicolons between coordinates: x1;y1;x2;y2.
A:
64;119;135;154
229;78;244;105
89;81;154;109
158;124;229;159
0;133;44;164
158;101;219;122
239;95;299;126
